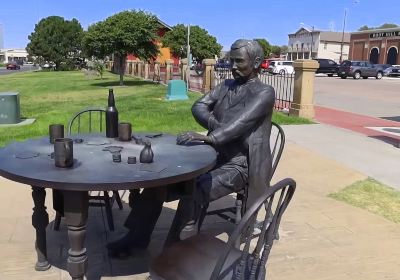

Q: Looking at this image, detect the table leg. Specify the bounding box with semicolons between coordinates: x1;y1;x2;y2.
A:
31;186;51;271
63;190;88;280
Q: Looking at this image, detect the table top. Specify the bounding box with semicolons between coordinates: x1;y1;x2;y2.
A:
0;133;217;191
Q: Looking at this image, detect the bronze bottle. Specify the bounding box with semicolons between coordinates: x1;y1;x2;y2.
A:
106;89;119;138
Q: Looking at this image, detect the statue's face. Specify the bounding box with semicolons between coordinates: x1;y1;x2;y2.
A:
230;47;255;81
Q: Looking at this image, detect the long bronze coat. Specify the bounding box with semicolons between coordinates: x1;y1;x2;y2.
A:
192;77;275;206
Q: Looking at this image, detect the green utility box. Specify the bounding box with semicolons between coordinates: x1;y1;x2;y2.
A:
0;92;21;124
165;80;188;101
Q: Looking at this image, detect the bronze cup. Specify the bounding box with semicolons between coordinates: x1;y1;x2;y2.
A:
118;122;132;141
54;138;73;168
49;124;64;144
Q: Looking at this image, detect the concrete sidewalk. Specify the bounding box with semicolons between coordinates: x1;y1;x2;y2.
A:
1;141;400;279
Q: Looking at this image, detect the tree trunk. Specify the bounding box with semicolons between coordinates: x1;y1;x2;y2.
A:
119;55;126;86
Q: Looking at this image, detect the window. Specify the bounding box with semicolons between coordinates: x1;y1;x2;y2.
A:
301;43;304;49
283;61;293;66
324;42;327;50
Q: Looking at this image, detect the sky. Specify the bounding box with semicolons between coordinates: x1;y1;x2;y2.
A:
0;0;399;50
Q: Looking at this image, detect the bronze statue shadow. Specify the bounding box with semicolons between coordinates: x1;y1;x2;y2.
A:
92;80;155;88
45;192;236;280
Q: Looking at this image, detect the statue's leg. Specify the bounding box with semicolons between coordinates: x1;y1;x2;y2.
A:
31;186;51;271
63;190;89;280
164;179;197;247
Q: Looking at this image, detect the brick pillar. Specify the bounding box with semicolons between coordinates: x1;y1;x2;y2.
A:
125;60;130;74
165;59;174;83
289;59;319;119
153;61;161;82
137;60;143;77
180;58;188;81
202;59;216;93
144;62;149;79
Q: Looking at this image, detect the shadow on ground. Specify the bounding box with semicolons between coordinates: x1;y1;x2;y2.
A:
368;135;400;148
45;194;236;280
91;80;156;88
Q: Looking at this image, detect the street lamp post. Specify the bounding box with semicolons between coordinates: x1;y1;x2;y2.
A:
310;26;314;59
339;9;347;63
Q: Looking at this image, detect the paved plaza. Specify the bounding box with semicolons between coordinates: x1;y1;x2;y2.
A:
1;137;400;279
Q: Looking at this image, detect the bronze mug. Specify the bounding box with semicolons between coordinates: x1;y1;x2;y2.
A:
54;138;73;168
118;122;132;141
49;124;64;144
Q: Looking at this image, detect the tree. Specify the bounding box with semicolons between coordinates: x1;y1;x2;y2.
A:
270;45;282;57
280;45;288;54
358;23;398;31
254;38;271;58
161;24;222;62
83;10;159;86
27;16;84;70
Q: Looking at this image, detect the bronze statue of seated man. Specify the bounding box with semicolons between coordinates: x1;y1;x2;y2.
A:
107;39;275;258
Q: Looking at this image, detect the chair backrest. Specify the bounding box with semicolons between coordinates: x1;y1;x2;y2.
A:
270;122;285;180
211;178;296;280
68;107;106;135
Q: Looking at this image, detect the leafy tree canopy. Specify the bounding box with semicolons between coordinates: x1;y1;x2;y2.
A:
254;38;287;57
83;10;160;85
255;38;271;58
358;23;399;31
161;24;222;62
83;10;159;60
27;16;84;70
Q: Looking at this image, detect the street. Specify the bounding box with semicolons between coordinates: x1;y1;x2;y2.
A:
0;65;38;75
314;75;400;120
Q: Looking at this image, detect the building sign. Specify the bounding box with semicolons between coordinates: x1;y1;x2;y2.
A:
369;31;400;38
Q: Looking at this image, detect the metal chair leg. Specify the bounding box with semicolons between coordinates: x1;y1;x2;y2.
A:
113;191;123;210
104;192;114;231
53;211;62;231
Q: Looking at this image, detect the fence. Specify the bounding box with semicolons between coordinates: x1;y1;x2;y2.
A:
214;69;294;111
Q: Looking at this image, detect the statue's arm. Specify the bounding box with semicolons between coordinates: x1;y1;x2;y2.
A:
191;87;220;130
209;87;275;145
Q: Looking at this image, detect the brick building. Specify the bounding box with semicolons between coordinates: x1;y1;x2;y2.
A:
349;27;400;65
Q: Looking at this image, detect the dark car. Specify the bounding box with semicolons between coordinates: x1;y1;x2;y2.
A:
214;59;231;70
338;60;383;80
6;62;21;70
383;66;400;77
314;58;339;76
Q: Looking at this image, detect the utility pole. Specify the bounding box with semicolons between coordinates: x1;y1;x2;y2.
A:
310;26;314;59
186;24;191;91
339;9;347;63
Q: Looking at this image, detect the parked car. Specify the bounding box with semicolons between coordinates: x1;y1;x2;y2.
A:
383;66;400;77
6;62;20;70
314;58;338;76
214;59;231;70
374;64;392;71
267;61;294;75
261;58;275;73
338;60;383;79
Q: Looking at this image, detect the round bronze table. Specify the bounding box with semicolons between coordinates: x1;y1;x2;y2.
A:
0;133;216;280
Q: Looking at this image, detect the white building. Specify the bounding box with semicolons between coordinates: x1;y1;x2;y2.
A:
0;48;28;63
287;27;350;62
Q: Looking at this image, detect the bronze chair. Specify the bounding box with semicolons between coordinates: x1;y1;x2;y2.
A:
53;108;123;232
202;122;285;227
149;178;296;280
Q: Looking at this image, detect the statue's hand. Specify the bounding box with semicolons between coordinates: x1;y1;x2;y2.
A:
176;132;209;145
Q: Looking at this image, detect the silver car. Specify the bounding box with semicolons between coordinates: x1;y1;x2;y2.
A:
338;60;383;80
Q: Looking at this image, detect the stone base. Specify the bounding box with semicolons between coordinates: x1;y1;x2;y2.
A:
289;103;315;119
0;118;36;127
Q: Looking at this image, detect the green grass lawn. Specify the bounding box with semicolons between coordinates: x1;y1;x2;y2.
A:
329;178;400;223
0;70;311;147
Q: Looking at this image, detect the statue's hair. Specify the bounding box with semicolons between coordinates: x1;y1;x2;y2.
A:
230;39;264;63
